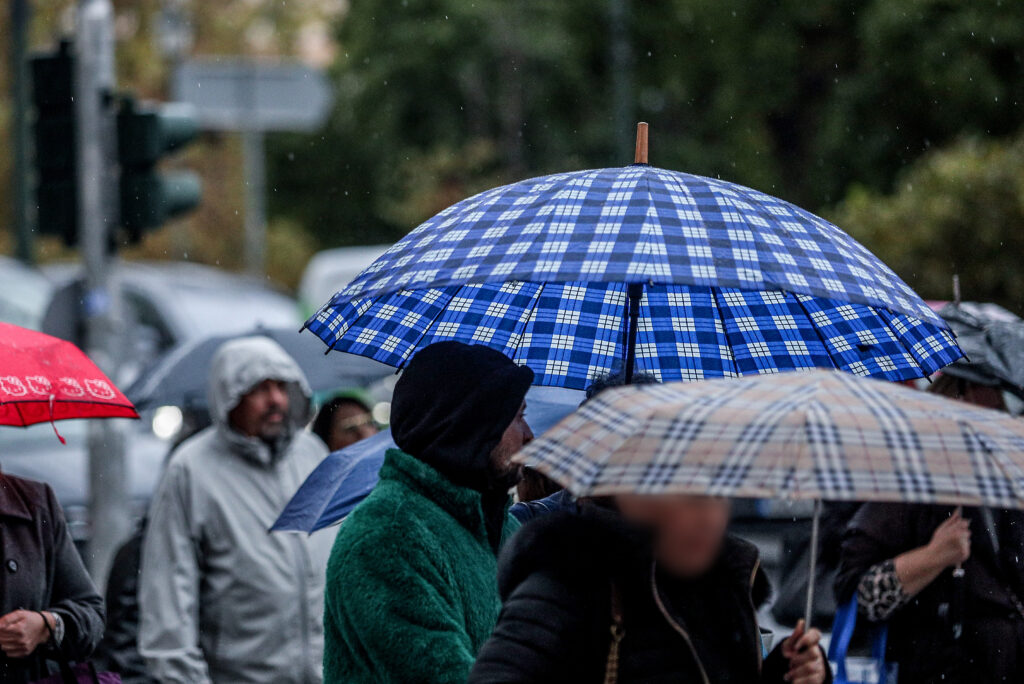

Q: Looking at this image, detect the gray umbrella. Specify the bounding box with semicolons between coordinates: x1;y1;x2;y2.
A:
939;302;1024;401
127;328;393;410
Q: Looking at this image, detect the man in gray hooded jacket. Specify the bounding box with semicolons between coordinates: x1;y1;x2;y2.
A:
139;337;333;684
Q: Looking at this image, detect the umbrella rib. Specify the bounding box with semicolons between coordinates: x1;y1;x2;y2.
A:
876;307;933;373
791;293;840;370
707;286;740;375
13;401;28;427
394;286;463;370
325;295;381;354
508;281;547;364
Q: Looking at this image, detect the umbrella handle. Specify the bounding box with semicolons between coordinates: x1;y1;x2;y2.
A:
804;498;822;629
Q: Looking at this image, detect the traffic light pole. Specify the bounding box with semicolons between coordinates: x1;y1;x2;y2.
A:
75;0;130;588
11;0;33;264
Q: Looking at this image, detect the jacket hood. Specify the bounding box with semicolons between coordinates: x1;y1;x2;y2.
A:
390;341;533;493
208;335;313;440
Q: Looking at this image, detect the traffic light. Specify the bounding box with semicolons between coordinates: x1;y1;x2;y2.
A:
30;41;78;245
117;96;202;242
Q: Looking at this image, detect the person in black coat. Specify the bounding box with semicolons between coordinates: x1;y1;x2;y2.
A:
470;497;830;684
836;502;1024;683
0;472;105;683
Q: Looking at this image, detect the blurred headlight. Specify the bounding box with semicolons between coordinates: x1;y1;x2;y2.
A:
152;405;184;441
372;401;391;426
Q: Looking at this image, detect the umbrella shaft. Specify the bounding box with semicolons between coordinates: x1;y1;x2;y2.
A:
805;499;822;628
624;283;643;383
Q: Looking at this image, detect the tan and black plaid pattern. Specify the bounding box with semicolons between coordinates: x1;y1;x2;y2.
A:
515;369;1024;508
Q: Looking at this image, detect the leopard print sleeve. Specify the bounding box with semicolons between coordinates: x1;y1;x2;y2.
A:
856;559;910;622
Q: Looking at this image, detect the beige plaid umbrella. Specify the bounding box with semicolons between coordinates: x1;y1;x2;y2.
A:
514;369;1024;624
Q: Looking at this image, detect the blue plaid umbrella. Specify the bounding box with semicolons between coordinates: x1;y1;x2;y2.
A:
306;164;962;389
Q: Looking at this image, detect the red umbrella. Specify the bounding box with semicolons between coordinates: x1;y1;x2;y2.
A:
0;323;138;440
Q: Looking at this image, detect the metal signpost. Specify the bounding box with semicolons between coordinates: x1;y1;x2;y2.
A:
76;0;128;586
11;0;33;264
173;59;333;276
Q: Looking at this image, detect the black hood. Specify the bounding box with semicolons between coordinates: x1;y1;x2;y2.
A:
391;341;534;494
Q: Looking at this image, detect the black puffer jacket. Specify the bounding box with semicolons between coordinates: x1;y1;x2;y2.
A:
470;506;827;684
836;503;1024;684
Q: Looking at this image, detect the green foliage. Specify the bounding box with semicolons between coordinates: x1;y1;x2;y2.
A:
832;133;1024;313
267;0;1024;250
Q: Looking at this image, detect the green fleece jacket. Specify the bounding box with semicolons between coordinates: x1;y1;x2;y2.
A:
323;448;520;683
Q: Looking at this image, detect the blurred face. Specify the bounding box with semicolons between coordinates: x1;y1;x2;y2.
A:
489;401;534;482
615;495;731;578
229;379;290;442
328;402;378;451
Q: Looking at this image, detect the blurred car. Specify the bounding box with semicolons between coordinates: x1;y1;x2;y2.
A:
41;260;302;384
298;245;390;317
0;256;54;330
0;416;168;543
0;261;302;542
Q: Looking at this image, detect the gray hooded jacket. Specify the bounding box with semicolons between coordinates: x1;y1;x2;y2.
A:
139;337;333;684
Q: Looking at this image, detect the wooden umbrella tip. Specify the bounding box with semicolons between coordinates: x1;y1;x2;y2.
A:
634;122;649;165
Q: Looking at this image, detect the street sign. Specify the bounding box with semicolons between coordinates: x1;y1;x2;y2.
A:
172;58;333;132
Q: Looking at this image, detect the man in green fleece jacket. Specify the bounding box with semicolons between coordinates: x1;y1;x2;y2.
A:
323;341;535;683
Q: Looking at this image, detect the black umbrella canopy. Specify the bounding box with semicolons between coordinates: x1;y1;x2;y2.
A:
127;328;394;411
939;302;1024;400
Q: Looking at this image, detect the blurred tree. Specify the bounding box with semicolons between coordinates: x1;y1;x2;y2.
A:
268;0;611;246
4;0;1024;293
831;133;1024;313
268;0;1024;247
0;0;341;289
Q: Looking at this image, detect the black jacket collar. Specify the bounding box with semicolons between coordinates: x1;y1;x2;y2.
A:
0;474;34;522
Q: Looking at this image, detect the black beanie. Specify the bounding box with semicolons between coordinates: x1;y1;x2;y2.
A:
391;341;534;493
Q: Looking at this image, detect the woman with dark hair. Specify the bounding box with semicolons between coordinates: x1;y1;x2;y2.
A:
0;472;105;682
470;496;830;684
311;393;378;452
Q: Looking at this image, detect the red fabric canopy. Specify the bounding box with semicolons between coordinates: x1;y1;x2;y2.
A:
0;322;138;427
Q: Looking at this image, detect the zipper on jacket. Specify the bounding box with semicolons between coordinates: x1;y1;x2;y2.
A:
649;562;712;684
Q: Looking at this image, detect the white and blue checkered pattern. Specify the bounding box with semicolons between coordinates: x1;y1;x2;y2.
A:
308;281;960;390
307;165;962;389
329;165;943;325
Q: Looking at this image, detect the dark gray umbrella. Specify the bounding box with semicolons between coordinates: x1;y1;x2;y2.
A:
939;302;1024;400
127;328;393;410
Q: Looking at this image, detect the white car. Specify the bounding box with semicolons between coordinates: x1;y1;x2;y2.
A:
298;245;390;318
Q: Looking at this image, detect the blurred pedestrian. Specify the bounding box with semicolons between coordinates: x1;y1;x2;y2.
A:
509;369;658;524
94;419;205;684
311;391;378;452
836;503;1024;683
322;341;533;683
834;369;1024;684
138;337;333;684
515;467;561;504
0;472;105;683
470;496;831;684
